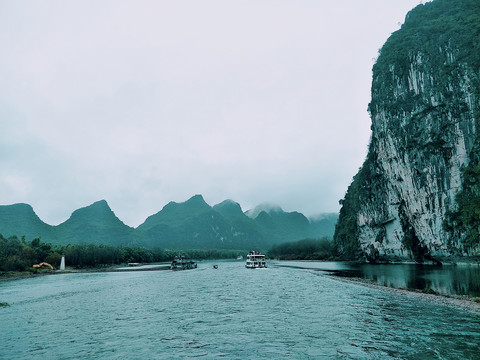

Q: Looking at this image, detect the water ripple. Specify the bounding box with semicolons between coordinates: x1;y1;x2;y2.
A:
1;261;480;359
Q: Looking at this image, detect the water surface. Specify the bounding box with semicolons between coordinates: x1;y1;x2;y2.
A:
278;261;480;297
1;260;479;359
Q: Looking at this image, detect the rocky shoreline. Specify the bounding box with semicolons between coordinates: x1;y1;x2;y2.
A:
330;275;480;314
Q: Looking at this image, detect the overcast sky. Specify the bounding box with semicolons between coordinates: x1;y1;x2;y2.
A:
0;0;424;227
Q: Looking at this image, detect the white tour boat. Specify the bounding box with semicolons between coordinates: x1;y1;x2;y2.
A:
245;251;267;269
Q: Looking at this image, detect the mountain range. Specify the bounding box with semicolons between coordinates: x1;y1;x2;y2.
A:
0;195;337;251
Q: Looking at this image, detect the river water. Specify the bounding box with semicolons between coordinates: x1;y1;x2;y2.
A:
277;261;480;297
1;260;480;359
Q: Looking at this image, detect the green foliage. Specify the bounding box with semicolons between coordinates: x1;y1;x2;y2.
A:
445;159;480;250
371;0;480;117
0;234;37;271
0;233;246;273
30;237;52;262
268;238;332;260
443;72;480;249
332;149;378;260
177;248;245;260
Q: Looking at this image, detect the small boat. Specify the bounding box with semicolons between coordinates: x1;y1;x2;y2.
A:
236;255;243;260
245;251;267;269
170;256;197;270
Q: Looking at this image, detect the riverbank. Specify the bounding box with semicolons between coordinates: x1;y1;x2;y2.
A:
330;274;480;314
0;263;171;282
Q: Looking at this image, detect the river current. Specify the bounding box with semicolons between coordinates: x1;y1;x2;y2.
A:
1;260;480;359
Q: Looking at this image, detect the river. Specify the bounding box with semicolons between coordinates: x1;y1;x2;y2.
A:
1;260;480;359
277;261;480;297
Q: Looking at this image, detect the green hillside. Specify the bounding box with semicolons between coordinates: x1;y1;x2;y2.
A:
0;196;337;251
137;195;237;249
55;200;138;246
212;200;265;250
247;203;332;246
0;203;54;240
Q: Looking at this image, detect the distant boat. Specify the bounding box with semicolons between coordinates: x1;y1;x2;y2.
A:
170;255;197;270
236;255;243;260
245;251;267;269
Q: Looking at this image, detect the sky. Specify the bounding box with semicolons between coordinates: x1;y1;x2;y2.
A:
0;0;425;227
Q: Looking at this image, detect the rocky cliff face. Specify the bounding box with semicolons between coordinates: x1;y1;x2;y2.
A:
334;0;480;262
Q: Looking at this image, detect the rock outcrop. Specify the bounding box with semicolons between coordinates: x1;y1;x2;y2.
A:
333;0;480;262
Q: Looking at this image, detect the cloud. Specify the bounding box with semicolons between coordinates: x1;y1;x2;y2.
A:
0;0;423;226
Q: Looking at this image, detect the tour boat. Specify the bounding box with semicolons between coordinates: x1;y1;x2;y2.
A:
245;251;267;269
170;256;197;270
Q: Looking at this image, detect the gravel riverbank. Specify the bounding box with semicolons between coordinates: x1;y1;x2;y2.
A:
330;275;480;314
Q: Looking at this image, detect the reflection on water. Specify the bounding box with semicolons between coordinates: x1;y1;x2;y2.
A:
277;261;480;297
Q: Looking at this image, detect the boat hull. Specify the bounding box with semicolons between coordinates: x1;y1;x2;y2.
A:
170;256;197;270
245;251;267;269
245;264;267;269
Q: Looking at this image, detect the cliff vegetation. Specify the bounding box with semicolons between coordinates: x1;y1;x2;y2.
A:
334;0;480;262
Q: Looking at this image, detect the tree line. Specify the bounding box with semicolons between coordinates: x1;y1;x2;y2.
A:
1;233;336;273
267;237;333;260
0;234;243;272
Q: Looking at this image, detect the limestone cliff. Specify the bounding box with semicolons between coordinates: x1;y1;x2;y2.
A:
333;0;480;262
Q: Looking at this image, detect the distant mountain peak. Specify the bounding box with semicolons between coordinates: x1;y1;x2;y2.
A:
186;194;207;204
170;194;210;211
0;197;338;249
214;199;242;209
64;200;118;224
77;199;107;210
0;203;52;240
213;200;244;218
2;202;35;212
245;202;284;219
138;194;212;231
74;199;111;212
217;199;238;205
